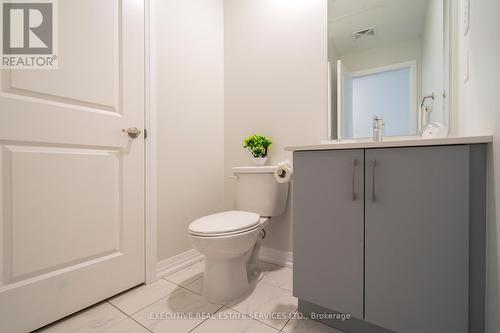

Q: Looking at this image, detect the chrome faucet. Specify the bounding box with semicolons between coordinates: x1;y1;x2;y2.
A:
373;115;385;142
420;93;435;135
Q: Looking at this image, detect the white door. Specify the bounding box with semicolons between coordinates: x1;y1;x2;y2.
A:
0;1;145;332
337;60;353;140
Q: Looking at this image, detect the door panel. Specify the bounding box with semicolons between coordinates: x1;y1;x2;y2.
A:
293;150;364;318
0;1;145;332
6;0;120;110
3;145;120;283
365;146;469;333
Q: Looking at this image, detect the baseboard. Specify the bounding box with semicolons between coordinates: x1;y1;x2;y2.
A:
157;247;291;279
260;247;293;268
157;249;204;279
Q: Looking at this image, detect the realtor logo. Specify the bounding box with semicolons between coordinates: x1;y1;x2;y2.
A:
1;0;58;69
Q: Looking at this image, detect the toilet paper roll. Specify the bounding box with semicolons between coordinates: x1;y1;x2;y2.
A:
274;164;293;184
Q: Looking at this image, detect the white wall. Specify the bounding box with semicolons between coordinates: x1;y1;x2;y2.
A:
224;0;328;252
421;0;445;124
340;39;422;74
153;0;225;261
340;38;422;105
454;0;500;332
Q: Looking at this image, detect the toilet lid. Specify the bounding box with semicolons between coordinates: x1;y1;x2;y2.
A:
188;211;260;236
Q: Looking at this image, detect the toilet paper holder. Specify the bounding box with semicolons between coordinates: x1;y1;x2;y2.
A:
274;161;293;184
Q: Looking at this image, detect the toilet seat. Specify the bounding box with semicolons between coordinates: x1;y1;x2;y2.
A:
188;211;260;237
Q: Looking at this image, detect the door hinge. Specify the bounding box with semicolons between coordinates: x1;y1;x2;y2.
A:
144;129;148;139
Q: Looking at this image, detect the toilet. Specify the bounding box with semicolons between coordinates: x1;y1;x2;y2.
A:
188;166;290;303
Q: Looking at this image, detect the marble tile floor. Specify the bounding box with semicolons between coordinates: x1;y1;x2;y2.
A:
35;260;344;333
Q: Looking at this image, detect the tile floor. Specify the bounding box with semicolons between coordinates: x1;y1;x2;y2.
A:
35;261;344;333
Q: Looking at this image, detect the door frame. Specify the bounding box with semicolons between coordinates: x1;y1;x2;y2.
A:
350;61;418;136
144;0;158;284
336;60;418;140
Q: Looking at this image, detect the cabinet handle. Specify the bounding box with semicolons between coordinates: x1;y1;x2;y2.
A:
352;159;358;200
372;160;377;202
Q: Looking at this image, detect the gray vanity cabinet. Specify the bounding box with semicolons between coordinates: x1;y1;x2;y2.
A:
364;146;469;333
293;144;486;333
294;149;364;318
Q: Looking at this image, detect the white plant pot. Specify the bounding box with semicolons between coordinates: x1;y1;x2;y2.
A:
251;157;268;166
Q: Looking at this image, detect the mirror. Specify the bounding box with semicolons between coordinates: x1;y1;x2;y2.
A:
328;0;451;140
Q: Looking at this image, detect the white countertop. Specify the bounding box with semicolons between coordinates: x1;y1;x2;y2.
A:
285;135;493;151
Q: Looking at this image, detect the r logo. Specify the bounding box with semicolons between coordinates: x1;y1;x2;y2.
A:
2;2;53;54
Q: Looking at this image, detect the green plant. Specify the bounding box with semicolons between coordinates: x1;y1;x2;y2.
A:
243;134;273;158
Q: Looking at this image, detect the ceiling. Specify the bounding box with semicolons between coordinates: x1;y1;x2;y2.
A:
329;0;430;55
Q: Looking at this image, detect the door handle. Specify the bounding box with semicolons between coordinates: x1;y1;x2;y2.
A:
122;127;142;139
372;160;377;202
352;159;358;200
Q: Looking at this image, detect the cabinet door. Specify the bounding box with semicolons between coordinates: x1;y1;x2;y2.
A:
365;146;469;333
293;150;364;318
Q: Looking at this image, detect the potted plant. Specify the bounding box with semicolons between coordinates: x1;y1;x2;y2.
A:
243;134;273;166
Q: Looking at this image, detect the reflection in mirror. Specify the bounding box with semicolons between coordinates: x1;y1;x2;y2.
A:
328;0;450;140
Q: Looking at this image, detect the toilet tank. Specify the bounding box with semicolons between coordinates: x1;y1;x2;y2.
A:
232;166;289;217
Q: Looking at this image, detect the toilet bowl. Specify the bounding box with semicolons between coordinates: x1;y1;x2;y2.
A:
187;166;290;303
189;211;269;303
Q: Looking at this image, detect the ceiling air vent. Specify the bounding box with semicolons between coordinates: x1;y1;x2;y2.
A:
352;27;375;40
